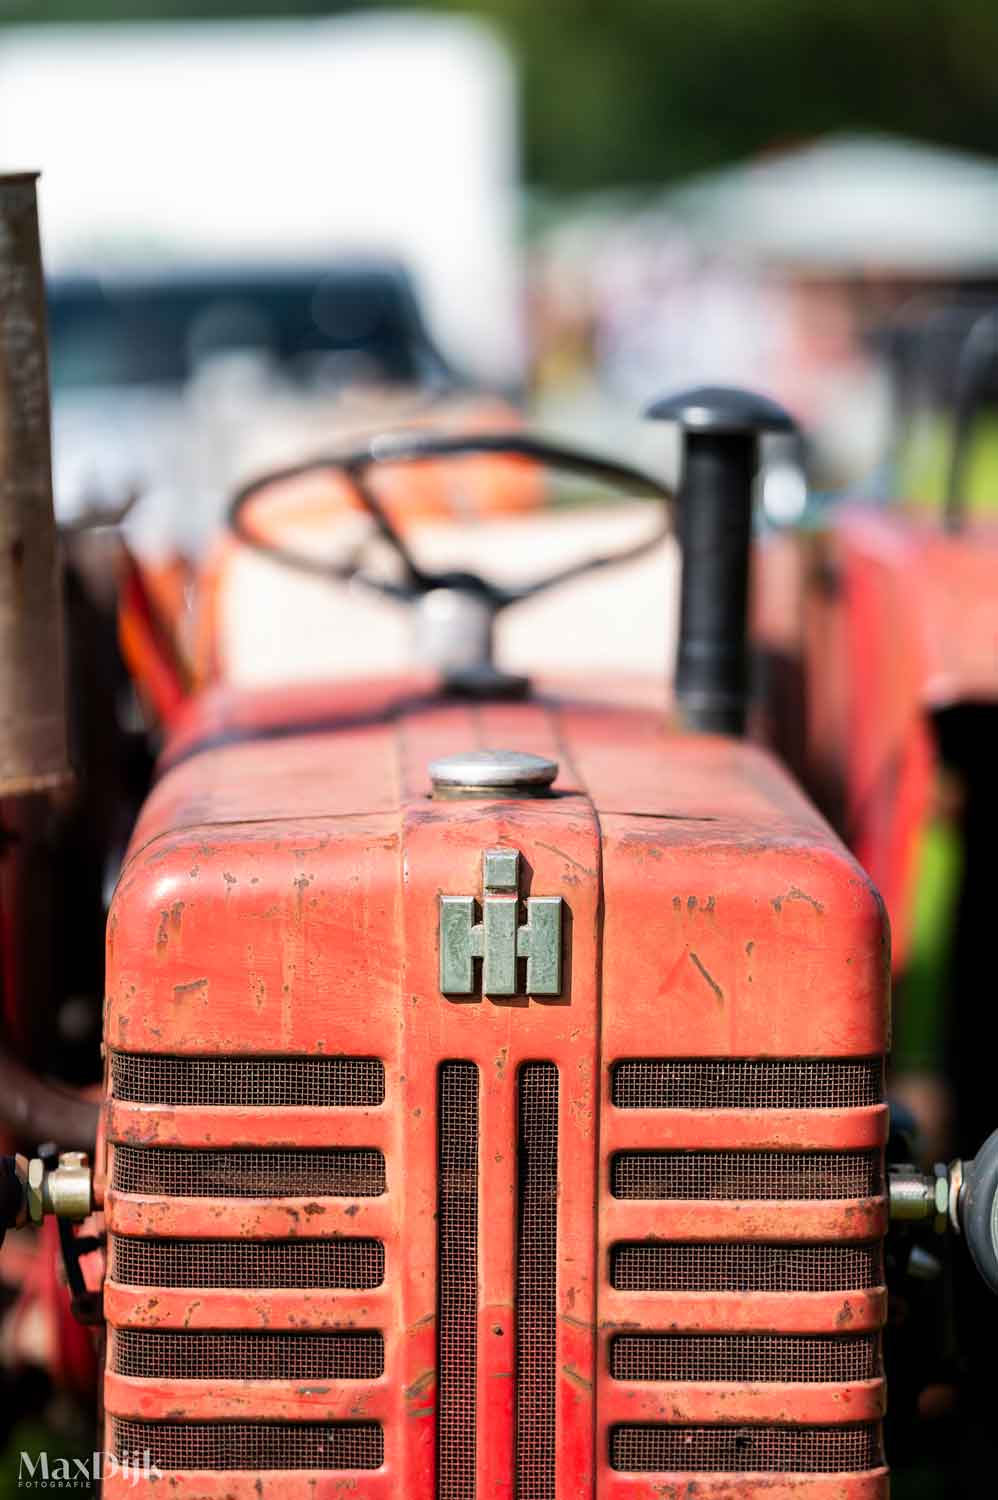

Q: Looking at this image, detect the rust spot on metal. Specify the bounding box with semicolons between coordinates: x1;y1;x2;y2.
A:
173;978;208;999
688;950;724;1004
405;1368;434;1399
562;1363;592;1394
772;885;825;914
533;840;595;878
155;910;170;953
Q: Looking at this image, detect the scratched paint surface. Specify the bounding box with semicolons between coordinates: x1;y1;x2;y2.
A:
102;678;889;1500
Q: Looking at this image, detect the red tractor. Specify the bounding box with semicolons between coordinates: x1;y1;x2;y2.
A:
0;171;995;1500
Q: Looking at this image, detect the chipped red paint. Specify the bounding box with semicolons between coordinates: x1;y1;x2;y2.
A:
102;677;889;1499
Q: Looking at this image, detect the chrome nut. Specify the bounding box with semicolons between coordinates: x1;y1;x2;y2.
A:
26;1156;45;1224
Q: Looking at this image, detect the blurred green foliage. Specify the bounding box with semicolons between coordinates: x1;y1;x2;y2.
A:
3;0;998;191
900;413;998;512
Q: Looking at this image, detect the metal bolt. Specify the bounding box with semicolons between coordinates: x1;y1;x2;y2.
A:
888;1165;937;1221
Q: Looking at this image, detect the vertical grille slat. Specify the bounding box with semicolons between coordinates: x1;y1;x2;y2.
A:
438;1062;480;1500
515;1062;559;1500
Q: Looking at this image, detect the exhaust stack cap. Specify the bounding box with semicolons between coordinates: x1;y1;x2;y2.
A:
429;748;558;798
646;384;797;738
647;385;795;436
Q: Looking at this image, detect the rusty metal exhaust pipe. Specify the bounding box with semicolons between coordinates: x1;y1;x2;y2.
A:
0;173;70;794
0;174;96;1150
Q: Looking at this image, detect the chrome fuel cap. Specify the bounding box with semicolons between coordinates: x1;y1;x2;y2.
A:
429;748;559;798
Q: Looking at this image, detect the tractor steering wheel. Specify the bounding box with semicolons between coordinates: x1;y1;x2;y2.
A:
227;430;674;611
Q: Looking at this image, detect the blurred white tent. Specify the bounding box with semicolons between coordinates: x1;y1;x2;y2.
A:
659;133;998;275
0;13;523;386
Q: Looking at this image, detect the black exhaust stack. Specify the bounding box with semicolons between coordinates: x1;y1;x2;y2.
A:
647;385;795;736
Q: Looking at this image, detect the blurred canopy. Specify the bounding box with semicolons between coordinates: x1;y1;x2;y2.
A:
4;0;998;192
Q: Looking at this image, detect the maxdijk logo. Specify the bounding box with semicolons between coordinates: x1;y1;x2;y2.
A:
18;1450;162;1488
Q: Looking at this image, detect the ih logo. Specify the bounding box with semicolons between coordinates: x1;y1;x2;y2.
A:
439;848;563;996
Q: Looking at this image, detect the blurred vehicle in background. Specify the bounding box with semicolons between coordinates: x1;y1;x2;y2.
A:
0;13;523;552
48;259;452;541
0;14;522;388
755;300;998;1489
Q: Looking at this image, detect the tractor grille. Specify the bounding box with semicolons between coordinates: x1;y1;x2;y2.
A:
610;1241;883;1292
515;1062;559;1500
437;1062;479;1500
610;1149;881;1201
609;1333;879;1384
609;1424;882;1474
108;1418;383;1471
611;1058;883;1110
108;1059;389;1482
111;1329;385;1382
606;1059;886;1480
109;1233;385;1289
109;1051;385;1107
112;1146;386;1198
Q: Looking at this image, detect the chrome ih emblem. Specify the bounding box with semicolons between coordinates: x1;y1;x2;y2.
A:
439;848;563;997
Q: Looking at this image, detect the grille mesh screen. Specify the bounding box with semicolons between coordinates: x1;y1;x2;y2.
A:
438;1062;479;1500
515;1062;558;1500
611;1058;883;1110
110;1234;384;1289
111;1329;385;1381
110;1052;385;1107
108;1418;383;1471
610;1150;881;1201
609;1424;882;1474
610;1241;883;1293
112;1146;386;1198
610;1333;879;1384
